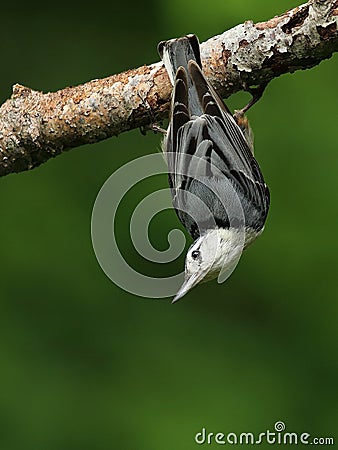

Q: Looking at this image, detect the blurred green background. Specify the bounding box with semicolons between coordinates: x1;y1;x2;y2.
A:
1;0;337;449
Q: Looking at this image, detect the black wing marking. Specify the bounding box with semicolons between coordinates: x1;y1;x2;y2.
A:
188;60;231;116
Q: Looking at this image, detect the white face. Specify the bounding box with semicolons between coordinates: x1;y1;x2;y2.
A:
173;228;245;302
185;233;220;282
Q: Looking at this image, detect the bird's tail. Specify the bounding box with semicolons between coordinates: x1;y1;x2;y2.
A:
158;34;203;116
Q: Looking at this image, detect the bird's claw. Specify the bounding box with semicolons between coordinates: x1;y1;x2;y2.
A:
235;81;268;116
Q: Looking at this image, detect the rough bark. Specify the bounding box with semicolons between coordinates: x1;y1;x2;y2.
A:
0;0;337;177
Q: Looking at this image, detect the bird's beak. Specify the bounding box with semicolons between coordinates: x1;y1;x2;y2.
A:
172;270;208;303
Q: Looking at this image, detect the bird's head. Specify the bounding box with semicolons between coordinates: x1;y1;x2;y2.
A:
173;228;245;302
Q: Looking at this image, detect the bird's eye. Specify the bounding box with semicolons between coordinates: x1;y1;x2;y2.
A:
191;250;200;259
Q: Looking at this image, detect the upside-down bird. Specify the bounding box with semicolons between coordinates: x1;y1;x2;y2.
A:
157;34;270;302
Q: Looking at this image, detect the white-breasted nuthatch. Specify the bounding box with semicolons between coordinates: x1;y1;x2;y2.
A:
158;34;270;302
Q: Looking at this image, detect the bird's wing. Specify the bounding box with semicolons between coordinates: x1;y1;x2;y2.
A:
189;61;270;218
165;61;269;237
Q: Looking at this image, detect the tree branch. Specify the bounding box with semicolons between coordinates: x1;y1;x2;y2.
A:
1;0;337;177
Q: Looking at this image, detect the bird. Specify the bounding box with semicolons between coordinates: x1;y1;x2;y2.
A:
157;34;270;302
